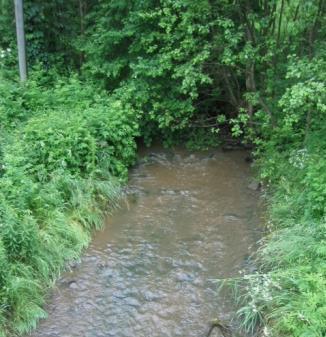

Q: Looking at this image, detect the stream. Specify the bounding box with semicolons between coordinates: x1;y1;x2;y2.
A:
30;146;262;337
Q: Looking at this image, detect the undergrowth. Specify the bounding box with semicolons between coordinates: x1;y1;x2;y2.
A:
0;73;139;336
0;1;325;335
217;56;326;337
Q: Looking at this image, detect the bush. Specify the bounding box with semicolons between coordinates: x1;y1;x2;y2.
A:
217;56;326;337
0;75;27;130
3;78;139;182
0;73;139;335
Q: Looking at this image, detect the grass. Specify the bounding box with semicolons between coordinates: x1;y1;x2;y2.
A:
217;145;326;337
0;75;138;336
0;174;122;336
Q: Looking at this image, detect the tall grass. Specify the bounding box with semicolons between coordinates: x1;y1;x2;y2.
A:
216;57;326;337
0;73;139;335
217;149;326;337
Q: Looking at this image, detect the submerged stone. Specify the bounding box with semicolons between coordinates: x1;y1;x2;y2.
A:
68;280;78;289
248;180;261;191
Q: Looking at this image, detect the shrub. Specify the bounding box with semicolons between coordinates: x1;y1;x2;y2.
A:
217;56;326;337
3;79;139;182
0;74;139;335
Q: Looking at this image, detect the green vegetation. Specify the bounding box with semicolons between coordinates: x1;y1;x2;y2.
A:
0;74;139;335
0;0;325;336
219;56;326;337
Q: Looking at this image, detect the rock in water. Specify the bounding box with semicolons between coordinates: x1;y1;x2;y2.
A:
248;180;260;191
68;280;78;289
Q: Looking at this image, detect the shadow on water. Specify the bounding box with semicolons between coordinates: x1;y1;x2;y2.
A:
29;146;262;337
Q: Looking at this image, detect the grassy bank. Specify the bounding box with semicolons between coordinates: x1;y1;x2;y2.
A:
0;74;139;336
1;68;325;337
222;57;326;337
1;1;325;335
229;148;326;337
256;153;326;337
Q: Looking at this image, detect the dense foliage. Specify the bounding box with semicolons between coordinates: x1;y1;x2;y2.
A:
0;75;139;335
221;56;326;337
0;0;325;336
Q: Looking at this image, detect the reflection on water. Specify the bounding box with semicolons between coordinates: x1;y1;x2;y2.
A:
30;147;261;337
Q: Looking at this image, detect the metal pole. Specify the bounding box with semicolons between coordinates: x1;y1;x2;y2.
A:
14;0;27;81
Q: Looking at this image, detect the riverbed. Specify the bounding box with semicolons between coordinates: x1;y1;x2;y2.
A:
30;147;262;337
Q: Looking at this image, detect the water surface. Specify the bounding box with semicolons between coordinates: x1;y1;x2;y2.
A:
30;147;261;337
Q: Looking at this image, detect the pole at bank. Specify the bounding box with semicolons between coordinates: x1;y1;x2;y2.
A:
14;0;27;81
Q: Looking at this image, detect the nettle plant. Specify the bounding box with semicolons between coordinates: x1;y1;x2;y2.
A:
2;77;140;183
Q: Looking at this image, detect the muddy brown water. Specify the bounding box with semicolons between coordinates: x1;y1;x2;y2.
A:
30;147;262;337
